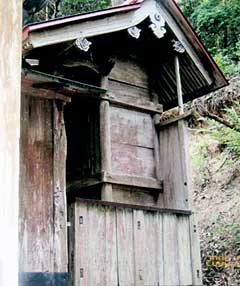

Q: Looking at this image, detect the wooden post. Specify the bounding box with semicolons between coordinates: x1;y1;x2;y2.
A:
53;101;68;273
175;55;184;115
0;0;22;285
100;77;113;201
100;100;113;201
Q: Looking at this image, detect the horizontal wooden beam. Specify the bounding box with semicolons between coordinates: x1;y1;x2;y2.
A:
66;177;102;192
22;69;106;94
74;198;192;216
102;172;163;191
66;172;163;192
102;93;163;114
155;110;193;128
22;77;71;102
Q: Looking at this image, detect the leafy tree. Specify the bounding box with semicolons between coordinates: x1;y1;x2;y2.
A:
24;0;110;23
179;0;240;75
59;0;110;16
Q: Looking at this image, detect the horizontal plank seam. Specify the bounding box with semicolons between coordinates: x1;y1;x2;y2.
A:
74;198;192;215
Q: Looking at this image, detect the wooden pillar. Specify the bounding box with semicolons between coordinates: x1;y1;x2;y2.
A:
0;0;22;285
19;97;68;286
175;55;184;115
53;101;68;273
100;100;113;201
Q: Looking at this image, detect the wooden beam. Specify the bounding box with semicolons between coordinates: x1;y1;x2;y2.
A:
22;69;106;94
155;110;193;128
102;93;163;114
102;172;163;191
67;177;102;192
21;77;71;102
74;198;192;215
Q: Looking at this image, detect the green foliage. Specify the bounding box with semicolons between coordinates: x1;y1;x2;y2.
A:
179;0;240;76
191;134;212;188
214;53;240;76
59;0;110;16
210;104;240;156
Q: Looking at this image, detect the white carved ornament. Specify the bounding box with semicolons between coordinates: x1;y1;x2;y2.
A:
172;40;186;53
75;37;92;52
128;26;142;39
149;12;166;39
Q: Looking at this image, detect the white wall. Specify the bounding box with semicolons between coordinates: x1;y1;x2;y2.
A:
0;0;22;285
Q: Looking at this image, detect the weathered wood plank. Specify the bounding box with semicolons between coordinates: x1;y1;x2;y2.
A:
105;206;118;286
158;121;189;209
87;205;106;286
53;101;68;272
75;198;192;216
112;185;157;206
73;203;89;286
111;107;154;148
133;210;145;286
19;96;54;272
177;216;193;285
21;77;71;102
155;110;193;128
190;214;203;285
102;91;163;114
144;212;159;285
156;214;164;286
103;173;163;190
111;143;156;178
116;208;135;286
108;57;149;89
163;214;180;285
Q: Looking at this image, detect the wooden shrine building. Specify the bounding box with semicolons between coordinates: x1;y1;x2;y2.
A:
20;0;227;285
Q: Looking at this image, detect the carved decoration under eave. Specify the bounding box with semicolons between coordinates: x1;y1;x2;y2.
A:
149;12;166;39
23;39;33;52
75;37;92;52
128;26;142;39
172;40;186;53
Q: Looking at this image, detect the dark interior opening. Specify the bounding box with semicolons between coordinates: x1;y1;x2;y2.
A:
64;96;101;199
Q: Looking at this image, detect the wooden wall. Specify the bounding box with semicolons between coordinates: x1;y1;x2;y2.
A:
158;120;190;210
69;200;202;286
19;95;68;286
0;0;21;285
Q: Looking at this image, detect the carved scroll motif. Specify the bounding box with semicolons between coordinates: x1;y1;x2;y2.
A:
128;26;142;39
172;40;186;53
75;37;92;52
149;12;166;39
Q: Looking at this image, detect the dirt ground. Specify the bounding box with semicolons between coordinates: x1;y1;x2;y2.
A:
190;131;240;285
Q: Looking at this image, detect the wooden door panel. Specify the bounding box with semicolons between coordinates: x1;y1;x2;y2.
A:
71;201;194;286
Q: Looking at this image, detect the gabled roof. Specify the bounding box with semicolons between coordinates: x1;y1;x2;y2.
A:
22;0;227;109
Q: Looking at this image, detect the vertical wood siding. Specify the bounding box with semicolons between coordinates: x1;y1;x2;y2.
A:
19;96;67;274
158;120;190;210
70;201;194;286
